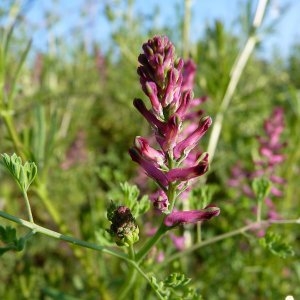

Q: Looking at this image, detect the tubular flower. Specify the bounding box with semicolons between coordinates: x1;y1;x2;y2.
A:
164;207;220;227
130;35;219;227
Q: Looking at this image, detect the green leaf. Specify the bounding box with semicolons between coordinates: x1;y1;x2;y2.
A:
0;225;26;256
0;225;17;244
252;177;271;202
94;228;115;247
1;153;37;192
120;182;150;218
190;184;219;210
164;272;191;288
149;275;170;299
260;231;295;259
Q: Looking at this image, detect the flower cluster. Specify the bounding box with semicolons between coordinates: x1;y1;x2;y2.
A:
129;36;220;227
229;107;286;221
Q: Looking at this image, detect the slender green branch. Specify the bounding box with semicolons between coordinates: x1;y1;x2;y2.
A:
129;261;165;300
158;218;300;268
0;210;166;299
119;245;137;300
182;0;192;59
1;114;26;160
0;210;128;261
136;222;169;263
207;0;269;163
33;181;67;232
22;191;34;223
256;200;262;222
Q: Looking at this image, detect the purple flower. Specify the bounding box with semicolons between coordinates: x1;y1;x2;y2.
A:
130;36;219;226
133;98;165;130
170;233;186;250
229;107;286;225
144;82;163;117
181;59;197;92
173;116;212;159
150;190;169;212
157;114;181;152
129;148;169;188
167;153;209;182
164;206;220;227
134;136;165;166
175;90;193;119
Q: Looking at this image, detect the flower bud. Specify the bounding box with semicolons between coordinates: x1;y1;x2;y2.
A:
108;205;139;247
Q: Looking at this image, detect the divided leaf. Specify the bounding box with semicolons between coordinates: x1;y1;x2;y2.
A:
260;231;295;259
0;225;26;256
252;177;271;202
120;182;150;218
1;153;37;192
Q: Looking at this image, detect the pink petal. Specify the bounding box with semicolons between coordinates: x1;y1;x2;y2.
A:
129;148;169;187
167;153;209;182
164;206;220;227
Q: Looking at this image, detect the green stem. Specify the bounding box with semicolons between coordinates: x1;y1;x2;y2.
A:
0;210;128;261
256;198;262;222
129;261;165;300
196;222;202;243
168;183;177;212
182;0;192;59
158;218;300;268
119;245;137;300
33;181;67;232
207;0;268;163
0;209;165;299
136;221;168;263
22;191;34;223
1;114;26;160
0;109;65;231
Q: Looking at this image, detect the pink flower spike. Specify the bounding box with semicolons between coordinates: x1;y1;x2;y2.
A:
164;206;220;227
129;148;169;187
167;154;209;182
134;136;165;166
173;116;212;159
133;98;164;130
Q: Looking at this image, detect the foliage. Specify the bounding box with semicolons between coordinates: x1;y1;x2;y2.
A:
0;0;299;299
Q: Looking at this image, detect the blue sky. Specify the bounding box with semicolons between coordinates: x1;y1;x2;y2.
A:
21;0;300;58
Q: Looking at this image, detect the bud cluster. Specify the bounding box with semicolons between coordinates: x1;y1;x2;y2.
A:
107;203;139;247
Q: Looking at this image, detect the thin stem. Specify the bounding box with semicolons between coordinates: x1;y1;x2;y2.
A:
0;209;166;299
207;0;269;163
1;114;26;160
136;222;168;263
119;245;137;300
158;218;300;268
256;199;262;222
182;0;192;59
0;210;128;261
196;222;202;243
129;261;165;300
33;181;67;232
22;191;34;223
168;182;177;212
0;108;65;231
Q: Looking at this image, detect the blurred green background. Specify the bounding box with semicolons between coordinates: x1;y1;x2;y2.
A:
0;0;299;299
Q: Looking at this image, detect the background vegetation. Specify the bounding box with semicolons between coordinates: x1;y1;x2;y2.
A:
0;0;299;299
